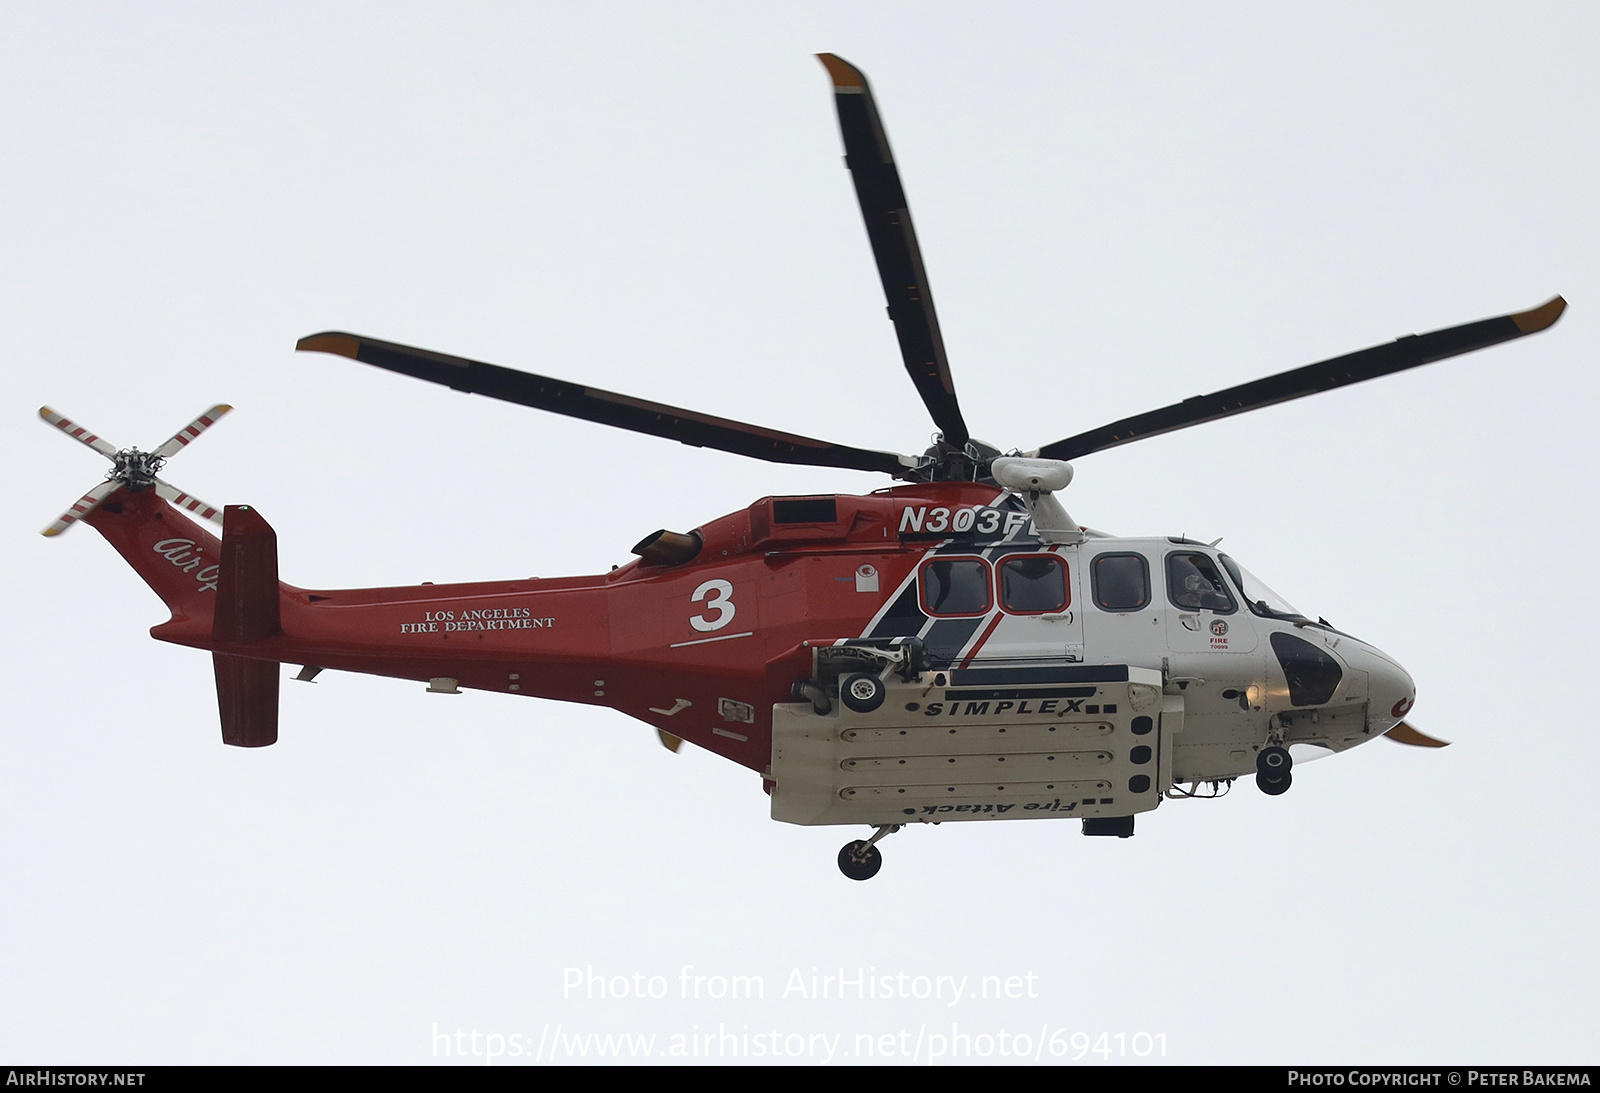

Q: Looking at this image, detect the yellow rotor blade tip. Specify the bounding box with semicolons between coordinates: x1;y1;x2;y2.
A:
295;333;362;359
1511;295;1566;334
816;53;865;91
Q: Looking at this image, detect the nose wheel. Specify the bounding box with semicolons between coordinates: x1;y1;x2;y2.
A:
837;824;901;881
1256;745;1293;795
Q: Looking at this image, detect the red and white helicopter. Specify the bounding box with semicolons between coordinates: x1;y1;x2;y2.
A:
42;55;1564;879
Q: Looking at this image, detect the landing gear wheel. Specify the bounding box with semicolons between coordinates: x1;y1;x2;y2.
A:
1257;745;1292;777
837;840;883;881
1256;770;1292;796
840;673;886;713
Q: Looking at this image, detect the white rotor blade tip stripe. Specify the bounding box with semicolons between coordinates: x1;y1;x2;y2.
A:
39;406;118;459
154;479;224;525
153;404;233;459
42;479;121;537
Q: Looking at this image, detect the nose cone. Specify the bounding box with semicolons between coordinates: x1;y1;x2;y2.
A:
1349;641;1416;732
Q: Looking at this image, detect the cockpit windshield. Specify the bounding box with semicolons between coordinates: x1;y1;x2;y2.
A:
1219;555;1307;622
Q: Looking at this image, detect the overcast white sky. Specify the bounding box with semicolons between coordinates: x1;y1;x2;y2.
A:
2;1;1596;1065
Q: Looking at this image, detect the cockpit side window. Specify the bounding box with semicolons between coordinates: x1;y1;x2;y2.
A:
1165;552;1237;614
920;557;992;617
1091;552;1150;612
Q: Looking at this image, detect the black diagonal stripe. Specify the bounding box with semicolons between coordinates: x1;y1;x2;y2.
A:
922;617;987;665
868;581;928;640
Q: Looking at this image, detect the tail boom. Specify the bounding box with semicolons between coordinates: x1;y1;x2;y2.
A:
83;487;226;633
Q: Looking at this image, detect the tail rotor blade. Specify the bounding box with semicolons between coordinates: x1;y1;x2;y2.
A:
42;479;121;537
154;479;225;526
817;54;969;449
39;407;119;460
152;404;233;460
1385;721;1451;748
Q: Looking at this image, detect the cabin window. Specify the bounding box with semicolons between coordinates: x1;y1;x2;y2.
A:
920;557;992;616
1092;552;1151;612
999;555;1068;613
1165;552;1237;613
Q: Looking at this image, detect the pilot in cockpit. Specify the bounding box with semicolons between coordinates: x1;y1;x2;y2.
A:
1168;553;1236;613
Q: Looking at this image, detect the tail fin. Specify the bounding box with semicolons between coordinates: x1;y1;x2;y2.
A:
214;505;281;643
212;504;282;747
213;654;279;747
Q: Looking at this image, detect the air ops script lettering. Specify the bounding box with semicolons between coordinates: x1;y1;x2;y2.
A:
152;538;220;592
400;607;555;634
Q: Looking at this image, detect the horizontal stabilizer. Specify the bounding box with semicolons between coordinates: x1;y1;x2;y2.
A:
213;653;279;747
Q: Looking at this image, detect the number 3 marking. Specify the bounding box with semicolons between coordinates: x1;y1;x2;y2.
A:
690;579;736;632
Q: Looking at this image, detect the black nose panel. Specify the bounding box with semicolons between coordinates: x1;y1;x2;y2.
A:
1270;632;1343;706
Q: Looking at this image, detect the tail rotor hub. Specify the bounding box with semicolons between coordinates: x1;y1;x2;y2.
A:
110;448;165;491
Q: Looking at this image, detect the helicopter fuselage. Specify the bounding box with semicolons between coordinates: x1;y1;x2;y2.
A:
86;479;1413;807
41;50;1553;876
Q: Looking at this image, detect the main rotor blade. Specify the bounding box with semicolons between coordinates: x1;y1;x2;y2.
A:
818;54;969;449
1032;296;1567;462
296;333;916;477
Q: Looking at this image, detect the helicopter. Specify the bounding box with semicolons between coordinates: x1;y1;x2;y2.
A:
40;54;1564;880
